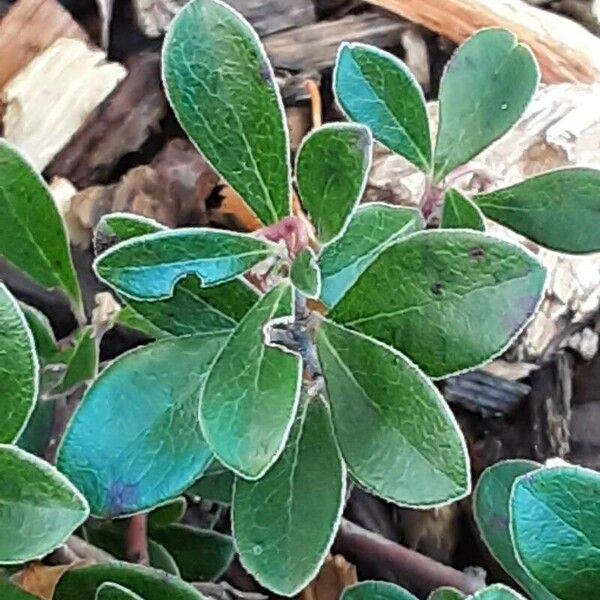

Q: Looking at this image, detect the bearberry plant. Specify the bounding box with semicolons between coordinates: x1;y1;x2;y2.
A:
1;0;600;598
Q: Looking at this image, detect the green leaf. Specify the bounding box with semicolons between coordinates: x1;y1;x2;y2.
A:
433;29;539;182
290;248;320;298
317;320;469;506
118;276;258;339
0;140;82;313
96;213;166;246
342;581;418;600
0;445;89;563
86;525;180;577
471;585;525;599
20;303;57;362
441;189;485;231
510;465;600;600
200;283;301;479
148;497;186;527
96;583;144;600
149;525;234;581
331;230;546;378
475;168;600;254
296;124;372;243
334;43;431;172
94;228;277;300
0;581;39;600
163;0;290;226
57;333;227;517
188;460;234;504
16;397;54;457
49;326;98;396
427;588;465;600
319;204;423;308
473;460;555;600
233;399;345;596
1;284;38;444
54;562;204;600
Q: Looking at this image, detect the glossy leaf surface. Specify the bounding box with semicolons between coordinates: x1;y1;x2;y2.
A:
58;334;227;516
319;204;423;308
0;445;89;563
334;43;431;171
233;399;345;596
296;124;371;243
473;460;555;600
317;320;469;506
510;466;600;600
331;230;546;377
200;283;300;479
163;0;290;225
476;168;600;253
0;140;81;311
95;228;276;300
441;189;485;231
0;284;38;443
433;29;538;182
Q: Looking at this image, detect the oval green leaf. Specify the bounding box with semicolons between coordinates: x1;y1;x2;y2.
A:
473;460;555;600
20;303;57;363
57;333;228;517
49;326;98;397
290;248;320;298
510;465;600;600
200;283;301;479
94;228;276;300
342;581;418;600
0;445;89;563
317;320;469;506
330;230;546;378
441;189;485;231
96;583;144;600
149;525;234;581
471;585;525;599
428;588;465;600
54;562;204;600
118;276;258;339
475;168;600;254
86;525;180;576
233;398;345;596
433;29;539;182
319;204;423;308
188;460;234;504
0;140;82;313
163;0;291;225
0;284;38;443
0;581;39;600
95;212;166;248
149;497;187;527
296;123;372;243
334;43;431;172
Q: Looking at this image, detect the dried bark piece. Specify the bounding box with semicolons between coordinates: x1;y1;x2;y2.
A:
2;38;126;170
0;0;87;90
48;53;167;188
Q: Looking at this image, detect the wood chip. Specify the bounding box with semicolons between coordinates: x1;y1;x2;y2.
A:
2;38;126;170
0;0;88;90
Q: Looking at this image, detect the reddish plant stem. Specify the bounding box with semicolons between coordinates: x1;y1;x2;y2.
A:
335;519;484;597
126;514;149;565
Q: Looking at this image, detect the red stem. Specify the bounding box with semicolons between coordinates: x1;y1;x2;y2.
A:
126;514;149;565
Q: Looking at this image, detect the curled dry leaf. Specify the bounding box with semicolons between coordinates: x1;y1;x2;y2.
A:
299;555;357;600
11;562;81;600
